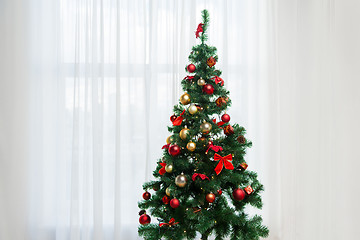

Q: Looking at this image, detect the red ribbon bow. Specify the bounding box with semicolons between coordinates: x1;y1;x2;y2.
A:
214;153;234;175
162;143;170;149
211;76;224;86
183;75;195;81
192;173;209;181
195;23;204;38
206;143;223;154
173;110;186;126
212;118;225;127
159;218;179;227
159;162;166;175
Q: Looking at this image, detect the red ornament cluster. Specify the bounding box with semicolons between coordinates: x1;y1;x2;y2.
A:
162;195;170;204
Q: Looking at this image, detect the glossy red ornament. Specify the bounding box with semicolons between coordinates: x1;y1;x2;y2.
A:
170;198;180;208
139;214;151;225
170;115;177;122
221;114;230;123
206;193;216;203
187;64;196;73
217;189;223;196
203;84;214;95
232;188;245;201
168;144;181;156
162;195;170;204
224;125;234;136
142;191;151;200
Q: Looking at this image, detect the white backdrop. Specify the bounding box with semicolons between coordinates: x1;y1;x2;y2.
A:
1;0;360;239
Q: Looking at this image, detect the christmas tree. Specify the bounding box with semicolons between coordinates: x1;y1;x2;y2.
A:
138;10;269;240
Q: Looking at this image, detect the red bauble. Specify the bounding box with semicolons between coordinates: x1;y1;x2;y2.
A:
206;193;216;203
232;188;245;201
170;115;177;122
170;198;180;208
139;214;151;225
221;114;230;123
224;125;234;136
187;64;196;73
203;84;214;95
142;191;151;200
162;195;170;204
217;189;223;196
168;144;181;156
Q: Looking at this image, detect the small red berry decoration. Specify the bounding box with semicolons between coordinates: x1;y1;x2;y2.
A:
221;114;230;123
168;144;181;156
142;191;151;200
162;195;170;204
170;198;180;208
232;188;245;201
207;56;216;67
187;64;196;73
139;214;151;225
203;84;214;95
217;189;223;196
206;193;216;203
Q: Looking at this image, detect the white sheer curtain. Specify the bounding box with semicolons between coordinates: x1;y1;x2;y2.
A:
1;0;360;239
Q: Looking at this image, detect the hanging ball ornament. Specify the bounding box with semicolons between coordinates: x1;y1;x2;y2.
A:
224;125;234;136
188;104;198;115
168;144;181;156
200;122;212;134
203;84;214;95
142;191;151;200
206;193;216;203
170;198;180;209
165;164;173;173
162;195;171;204
166;187;171;196
232;188;246;201
221;113;231;123
187;64;196;73
166;135;174;144
175;173;187;188
207;56;216;67
186;141;196;152
139;214;151;225
197;78;206;86
179;128;190;140
170;115;177;122
180;92;191;105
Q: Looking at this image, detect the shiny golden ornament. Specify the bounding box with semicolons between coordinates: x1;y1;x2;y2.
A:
179;128;190;140
197;78;206;86
186;141;196;152
188;104;198;115
165;164;173;173
200;122;212;134
166;187;171;196
180;92;191;105
175;173;187;188
166;135;174;144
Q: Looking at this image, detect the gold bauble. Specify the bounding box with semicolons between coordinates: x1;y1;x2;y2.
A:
175;173;187;188
179;128;190;140
197;78;206;86
186;141;196;152
166;135;174;144
188;104;198;115
166;187;171;196
200;122;212;134
180;92;191;105
165;164;173;173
